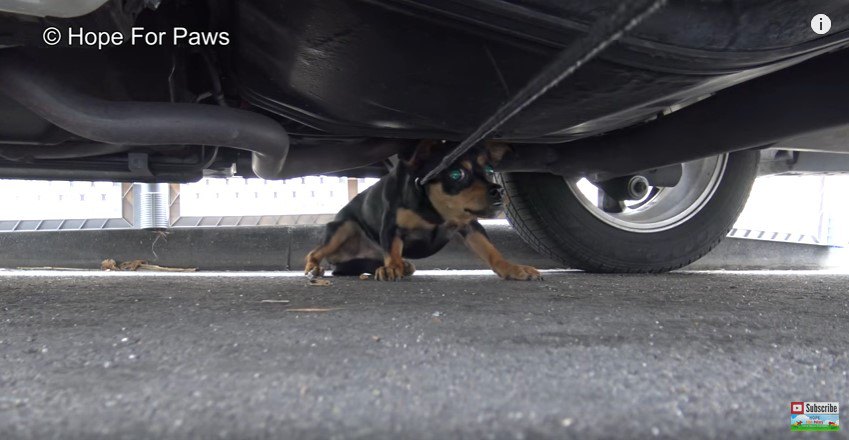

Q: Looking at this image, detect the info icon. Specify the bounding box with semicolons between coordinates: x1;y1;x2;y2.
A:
791;402;804;415
811;14;831;35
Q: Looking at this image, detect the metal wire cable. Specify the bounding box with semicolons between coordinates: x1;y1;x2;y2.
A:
420;0;668;184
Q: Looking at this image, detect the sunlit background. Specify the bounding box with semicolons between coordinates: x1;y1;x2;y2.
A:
1;174;847;264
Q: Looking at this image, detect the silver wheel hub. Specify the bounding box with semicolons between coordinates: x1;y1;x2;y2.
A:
566;154;729;233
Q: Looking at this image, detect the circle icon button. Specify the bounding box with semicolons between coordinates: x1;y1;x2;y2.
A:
811;14;831;35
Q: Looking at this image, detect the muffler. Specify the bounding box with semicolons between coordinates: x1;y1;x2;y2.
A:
0;53;290;180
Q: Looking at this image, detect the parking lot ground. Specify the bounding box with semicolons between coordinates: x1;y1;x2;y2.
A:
0;269;847;439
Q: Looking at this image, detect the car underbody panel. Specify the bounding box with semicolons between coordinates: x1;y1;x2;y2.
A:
234;0;849;141
1;0;849;182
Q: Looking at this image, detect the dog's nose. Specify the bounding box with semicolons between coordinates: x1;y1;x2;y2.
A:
488;185;503;206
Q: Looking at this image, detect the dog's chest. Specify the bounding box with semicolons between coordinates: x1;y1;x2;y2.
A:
400;225;455;259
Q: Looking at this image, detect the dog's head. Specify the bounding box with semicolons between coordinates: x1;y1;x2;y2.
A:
404;140;510;223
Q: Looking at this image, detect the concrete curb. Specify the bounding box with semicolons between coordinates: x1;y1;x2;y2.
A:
0;225;834;271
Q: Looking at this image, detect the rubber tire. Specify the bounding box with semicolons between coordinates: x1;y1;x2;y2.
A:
496;150;759;273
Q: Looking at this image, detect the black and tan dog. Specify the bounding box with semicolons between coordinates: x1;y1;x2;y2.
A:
304;140;541;281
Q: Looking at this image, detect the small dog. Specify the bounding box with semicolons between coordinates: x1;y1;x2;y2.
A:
304;140;541;281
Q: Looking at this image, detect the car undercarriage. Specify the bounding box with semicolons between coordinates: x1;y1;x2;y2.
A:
2;0;849;272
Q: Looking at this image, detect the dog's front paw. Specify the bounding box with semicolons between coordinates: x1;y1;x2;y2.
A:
304;261;325;278
375;263;406;281
494;262;542;281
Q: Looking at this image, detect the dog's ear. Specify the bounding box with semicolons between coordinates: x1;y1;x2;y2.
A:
485;141;511;165
403;139;441;169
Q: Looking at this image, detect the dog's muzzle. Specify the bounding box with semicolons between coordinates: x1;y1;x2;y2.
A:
488;184;504;207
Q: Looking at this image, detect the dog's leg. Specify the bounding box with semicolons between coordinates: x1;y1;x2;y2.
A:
375;235;407;281
304;220;356;277
372;174;411;281
462;221;541;281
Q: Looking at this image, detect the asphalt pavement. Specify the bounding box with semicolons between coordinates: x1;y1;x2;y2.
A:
0;270;847;439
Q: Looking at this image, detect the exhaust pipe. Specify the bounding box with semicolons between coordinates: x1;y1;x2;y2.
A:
0;53;290;180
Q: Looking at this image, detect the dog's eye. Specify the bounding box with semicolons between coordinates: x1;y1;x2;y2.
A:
484;165;495;176
448;169;465;181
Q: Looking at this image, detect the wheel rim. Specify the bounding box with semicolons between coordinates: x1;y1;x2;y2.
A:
565;154;729;233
